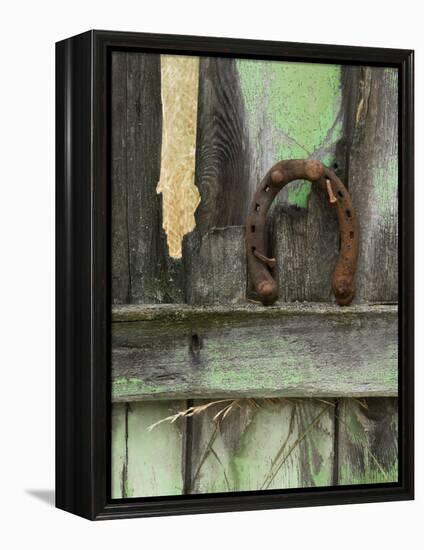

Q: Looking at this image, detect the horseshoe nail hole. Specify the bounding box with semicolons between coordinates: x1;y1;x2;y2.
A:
251;225;256;233
345;209;352;218
191;333;201;354
251;246;256;252
350;231;354;239
255;203;260;212
264;185;270;193
337;190;344;198
333;162;339;170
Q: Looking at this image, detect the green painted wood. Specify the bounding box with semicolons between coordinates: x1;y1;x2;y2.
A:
112;303;398;402
123;402;185;497
336;398;398;485
111;403;127;498
236;60;344;302
237;60;344;206
186;399;335;493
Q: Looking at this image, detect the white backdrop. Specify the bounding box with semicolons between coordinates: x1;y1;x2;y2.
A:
0;1;421;548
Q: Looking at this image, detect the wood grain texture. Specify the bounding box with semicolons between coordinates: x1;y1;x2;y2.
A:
336;398;398;484
111;403;127;498
193;57;250;233
111;53;130;303
186;399;335;493
156;55;200;258
111;54;399;497
347;67;398;303
333;67;399;484
112;303;397;401
111;51;183;304
183;226;246;305
111;52;186;498
236;61;346;302
124;402;185;497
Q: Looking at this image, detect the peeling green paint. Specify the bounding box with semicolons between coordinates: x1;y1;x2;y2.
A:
288;181;312;208
236;59;343;207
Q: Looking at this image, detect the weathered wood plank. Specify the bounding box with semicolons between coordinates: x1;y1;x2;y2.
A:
186;399;335;493
193;57;250;233
336;398;398;485
111;403;127;498
236;61;345;203
111;51;183;304
236;61;345;302
335;67;399;485
347;67;398;303
183;226;246;305
111;52;187;498
111;53;130;303
125;401;185;497
111;303;398;401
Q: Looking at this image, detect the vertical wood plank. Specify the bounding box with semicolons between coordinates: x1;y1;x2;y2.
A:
336;67;398;484
237;61;344;206
125;402;185;497
184;60;342;493
187;400;335;493
126;52;183;303
111;52;187;497
348;67;398;303
337;398;398;484
236;61;344;302
193;58;251;233
111;53;130;304
111;403;127;499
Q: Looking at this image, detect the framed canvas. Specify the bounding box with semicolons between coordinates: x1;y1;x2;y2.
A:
56;30;414;520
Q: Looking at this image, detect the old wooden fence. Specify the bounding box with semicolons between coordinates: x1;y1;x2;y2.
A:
111;52;398;498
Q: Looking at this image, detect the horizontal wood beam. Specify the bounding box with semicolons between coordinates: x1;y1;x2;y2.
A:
112;303;398;402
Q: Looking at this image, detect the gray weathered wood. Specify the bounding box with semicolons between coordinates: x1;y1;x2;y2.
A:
111;53;130;303
183;226;246;305
111;52;187;498
334;67;399;484
112;303;397;401
193;58;250;233
270;187;340;302
111;52;183;304
336;397;398;484
347;67;398;303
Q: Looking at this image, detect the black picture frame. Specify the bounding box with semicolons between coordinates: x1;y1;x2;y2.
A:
56;29;414;520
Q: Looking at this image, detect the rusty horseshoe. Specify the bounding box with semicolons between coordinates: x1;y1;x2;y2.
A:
246;159;358;306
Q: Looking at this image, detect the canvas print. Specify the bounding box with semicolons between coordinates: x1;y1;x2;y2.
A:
110;53;398;498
